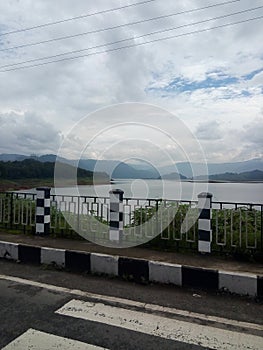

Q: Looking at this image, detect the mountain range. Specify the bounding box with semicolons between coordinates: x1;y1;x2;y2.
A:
0;154;160;179
158;158;263;178
0;153;263;180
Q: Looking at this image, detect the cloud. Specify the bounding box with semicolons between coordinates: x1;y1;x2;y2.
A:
195;120;222;140
203;118;263;162
0;111;61;154
0;0;262;162
242;118;263;155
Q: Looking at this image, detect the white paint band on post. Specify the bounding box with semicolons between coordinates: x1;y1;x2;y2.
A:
36;187;51;235
198;192;213;253
109;189;124;243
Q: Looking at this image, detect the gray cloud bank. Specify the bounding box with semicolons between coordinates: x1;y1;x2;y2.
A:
0;0;262;163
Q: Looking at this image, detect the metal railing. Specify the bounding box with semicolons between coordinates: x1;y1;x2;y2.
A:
0;191;262;254
211;201;263;253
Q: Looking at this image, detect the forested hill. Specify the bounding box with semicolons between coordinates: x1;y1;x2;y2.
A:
209;169;263;182
193;169;263;181
0;159;94;179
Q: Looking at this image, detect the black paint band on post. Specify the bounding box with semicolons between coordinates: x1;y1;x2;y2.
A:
198;192;212;253
36;187;51;235
109;189;124;243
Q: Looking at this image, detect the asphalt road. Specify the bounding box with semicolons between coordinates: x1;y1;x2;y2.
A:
0;259;262;349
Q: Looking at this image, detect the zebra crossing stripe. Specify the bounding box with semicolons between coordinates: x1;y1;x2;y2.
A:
56;299;263;350
2;328;108;350
0;273;262;332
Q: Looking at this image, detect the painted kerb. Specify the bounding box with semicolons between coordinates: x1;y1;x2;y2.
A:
0;241;262;298
149;261;182;286
90;253;118;276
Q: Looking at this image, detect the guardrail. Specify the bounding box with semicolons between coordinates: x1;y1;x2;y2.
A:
0;190;262;255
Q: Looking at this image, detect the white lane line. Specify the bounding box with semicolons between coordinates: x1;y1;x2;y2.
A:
56;299;263;350
2;328;108;350
0;274;262;332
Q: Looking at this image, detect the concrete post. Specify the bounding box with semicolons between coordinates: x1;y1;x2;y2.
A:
36;187;51;235
198;192;213;253
109;189;124;242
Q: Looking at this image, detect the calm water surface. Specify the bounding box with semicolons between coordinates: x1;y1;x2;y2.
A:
52;180;263;204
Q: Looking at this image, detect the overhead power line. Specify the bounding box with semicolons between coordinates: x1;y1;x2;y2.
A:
0;0;157;37
0;0;240;52
1;6;261;70
1;15;262;73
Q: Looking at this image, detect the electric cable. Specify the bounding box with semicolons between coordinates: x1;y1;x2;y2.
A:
0;0;158;37
0;0;240;52
1;15;261;73
1;6;261;70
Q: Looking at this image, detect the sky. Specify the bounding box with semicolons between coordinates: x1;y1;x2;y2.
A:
0;0;262;166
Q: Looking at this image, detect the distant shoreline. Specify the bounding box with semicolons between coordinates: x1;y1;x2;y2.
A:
0;177;109;192
184;179;263;184
1;177;263;193
112;178;263;184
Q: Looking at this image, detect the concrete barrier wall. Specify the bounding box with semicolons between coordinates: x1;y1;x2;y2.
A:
0;241;18;260
219;271;258;297
90;253;118;276
149;261;182;286
0;241;262;298
41;247;65;267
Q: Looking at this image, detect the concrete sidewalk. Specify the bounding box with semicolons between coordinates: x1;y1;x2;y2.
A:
0;232;262;298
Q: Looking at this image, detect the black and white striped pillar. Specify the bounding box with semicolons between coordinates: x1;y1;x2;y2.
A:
36;187;51;235
109;189;124;242
198;192;213;253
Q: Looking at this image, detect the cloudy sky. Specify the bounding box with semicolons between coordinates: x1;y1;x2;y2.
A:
0;0;262;165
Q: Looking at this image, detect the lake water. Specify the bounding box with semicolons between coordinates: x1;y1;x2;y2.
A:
52;180;263;204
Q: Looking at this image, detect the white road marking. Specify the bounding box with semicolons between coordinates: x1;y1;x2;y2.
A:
2;328;108;350
56;299;263;350
0;274;262;333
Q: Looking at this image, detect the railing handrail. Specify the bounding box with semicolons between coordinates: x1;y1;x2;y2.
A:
2;191;263;207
